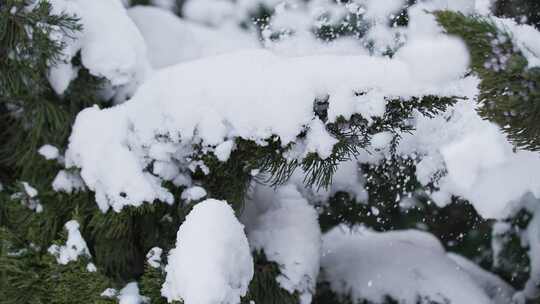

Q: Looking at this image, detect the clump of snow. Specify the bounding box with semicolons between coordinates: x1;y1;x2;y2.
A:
162;199;253;304
86;262;97;272
244;184;321;303
11;183;43;213
118;282;148;304
493;17;540;68
398;95;540;219
48;220;91;265
304;118;339;159
146;247;163;268
101;288;118;298
38;144;60;160
52;170;85;194
48;0;151;99
21;182;38;198
66;48;471;211
180;186;207;203
128;6;258;69
214;140;235;162
321;226;493;304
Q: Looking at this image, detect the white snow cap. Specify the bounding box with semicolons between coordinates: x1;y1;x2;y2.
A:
162;199;253;304
244;184;321;303
321;226;493;304
48;220;91;265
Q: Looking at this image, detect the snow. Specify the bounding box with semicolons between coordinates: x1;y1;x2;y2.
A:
146;247;162;268
304;118;339;159
21;182;38;198
321;226;493;304
86;262;97;272
394;35;470;84
38;144;60;160
162;199;253;304
48;0;151;99
243;184;321;303
48;220;91;265
214;140;235;162
66;47;471;211
397;95;540;219
52;170;85;194
493;17;540;68
180;186;207;203
118;282;147;304
128;6;258;69
448;253;515;304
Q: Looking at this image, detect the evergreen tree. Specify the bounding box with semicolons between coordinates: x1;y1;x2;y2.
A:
2;1;540;304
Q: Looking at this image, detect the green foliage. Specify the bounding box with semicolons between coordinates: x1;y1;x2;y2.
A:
436;11;540;151
0;227;115;304
139;264;170;304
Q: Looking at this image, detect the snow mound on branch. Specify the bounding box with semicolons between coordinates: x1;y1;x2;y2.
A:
48;220;91;265
48;0;150;98
321;226;493;304
244;184;321;303
128;6;258;69
66;46;471;211
399;100;540;219
162;199;253;304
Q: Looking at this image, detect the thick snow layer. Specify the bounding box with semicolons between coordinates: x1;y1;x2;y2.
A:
244;184;321;303
48;0;150;97
48;220;91;265
321;226;493;304
128;6;258;69
162;199;253;304
66;45;470;211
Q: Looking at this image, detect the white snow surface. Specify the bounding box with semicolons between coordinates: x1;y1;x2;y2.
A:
66;43;471;211
321;226;494;304
162;199;253;304
48;220;91;265
243;184;321;303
